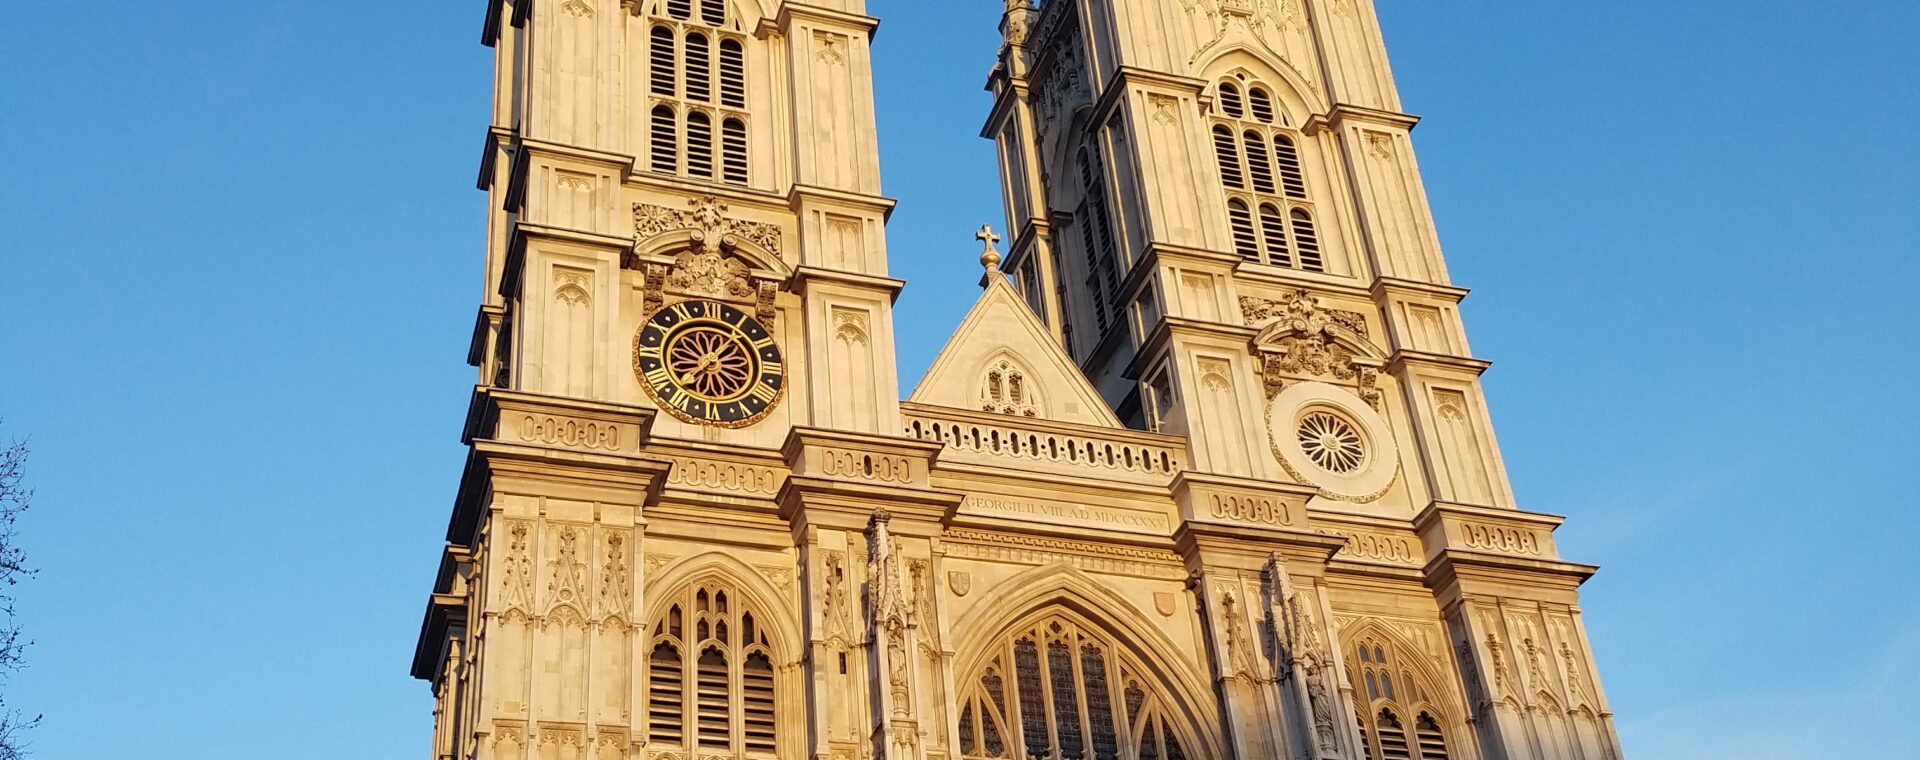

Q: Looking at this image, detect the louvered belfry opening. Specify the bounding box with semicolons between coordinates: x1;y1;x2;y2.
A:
1377;709;1413;760
1350;637;1456;760
1075;146;1125;334
643;0;750;186
645;581;780;758
1208;76;1324;272
956;613;1194;760
1414;714;1451;760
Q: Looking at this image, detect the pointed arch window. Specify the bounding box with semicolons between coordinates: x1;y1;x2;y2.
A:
645;580;782;757
956;614;1197;760
640;1;750;186
1349;636;1454;760
1209;76;1324;272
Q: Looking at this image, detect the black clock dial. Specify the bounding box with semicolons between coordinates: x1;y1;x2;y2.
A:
634;300;785;428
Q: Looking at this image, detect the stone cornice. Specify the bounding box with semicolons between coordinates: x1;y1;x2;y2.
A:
462;386;659;450
515;135;635;172
1141;241;1243;271
1423;550;1598;607
445;438;672;547
445;389;668;545
1171;470;1319;538
1091;67;1209;128
1125;317;1258;381
631;172;789;207
777;476;964;536
478;126;513;191
1414;500;1594;603
789;265;905;299
467;304;505;368
1304;104;1422;136
1172;518;1348;572
1370;276;1470;303
774;3;882;37
786;183;898;220
1234;263;1376;299
1387;348;1493;376
499;221;634;300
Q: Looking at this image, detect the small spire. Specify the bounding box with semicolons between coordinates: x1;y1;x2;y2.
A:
976;223;1004;273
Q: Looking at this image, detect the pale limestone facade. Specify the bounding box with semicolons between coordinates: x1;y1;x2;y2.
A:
413;2;1623;760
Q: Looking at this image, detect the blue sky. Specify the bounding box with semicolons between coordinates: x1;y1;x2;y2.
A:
1;1;1916;758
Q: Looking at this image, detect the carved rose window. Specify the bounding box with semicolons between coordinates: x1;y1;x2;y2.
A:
1298;411;1365;474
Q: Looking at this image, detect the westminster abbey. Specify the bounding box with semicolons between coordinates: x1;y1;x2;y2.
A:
410;2;1624;760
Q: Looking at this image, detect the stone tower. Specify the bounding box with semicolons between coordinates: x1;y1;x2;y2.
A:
983;0;1621;757
414;2;1624;760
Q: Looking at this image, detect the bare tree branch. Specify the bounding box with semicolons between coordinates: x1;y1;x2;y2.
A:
0;424;38;758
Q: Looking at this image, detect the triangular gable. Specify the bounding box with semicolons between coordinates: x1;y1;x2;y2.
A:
908;274;1122;428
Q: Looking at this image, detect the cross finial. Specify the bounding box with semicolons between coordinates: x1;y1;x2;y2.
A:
976;224;1003;272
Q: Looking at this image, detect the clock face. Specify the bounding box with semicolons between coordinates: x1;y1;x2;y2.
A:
633;300;785;428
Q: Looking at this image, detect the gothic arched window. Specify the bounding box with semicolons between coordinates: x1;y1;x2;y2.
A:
644;580;780;758
1350;635;1454;760
957;613;1196;760
1209;76;1323;272
641;0;751;186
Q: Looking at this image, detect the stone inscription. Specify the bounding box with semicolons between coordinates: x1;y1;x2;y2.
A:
965;496;1170;531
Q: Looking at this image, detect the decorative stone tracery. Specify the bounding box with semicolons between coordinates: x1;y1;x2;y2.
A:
980;357;1039;417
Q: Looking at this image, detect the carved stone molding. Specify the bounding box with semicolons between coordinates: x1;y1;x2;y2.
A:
783;428;939;491
517;414;623;451
1335;528;1421;565
941;529;1187;579
1414;501;1564;563
665;456;781;495
1172;471;1313;531
820;550;853;649
501;521;535;615
598;531;631;620
469;388;655;457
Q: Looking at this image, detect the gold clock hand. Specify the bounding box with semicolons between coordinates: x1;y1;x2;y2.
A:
680;350;722;386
